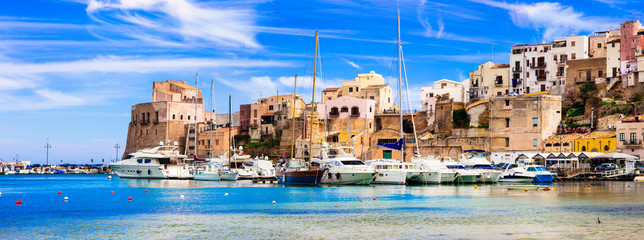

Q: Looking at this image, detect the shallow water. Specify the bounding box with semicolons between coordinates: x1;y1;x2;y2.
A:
0;175;643;239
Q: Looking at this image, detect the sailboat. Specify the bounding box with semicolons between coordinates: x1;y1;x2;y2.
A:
276;31;325;185
219;95;239;181
367;8;422;184
194;80;222;181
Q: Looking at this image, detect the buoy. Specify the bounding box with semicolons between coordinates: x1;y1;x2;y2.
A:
180;195;185;198
359;200;362;202
225;193;229;196
611;184;614;188
524;188;528;192
145;189;149;193
546;187;550;191
15;200;22;204
272;201;276;204
553;187;556;191
128;196;133;201
0;192;2;196
64;196;69;201
584;185;587;188
108;175;112;180
58;191;62;195
110;191;114;194
373;198;376;200
334;205;338;207
628;184;631;188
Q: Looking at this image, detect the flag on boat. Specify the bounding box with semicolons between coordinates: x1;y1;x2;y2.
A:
376;138;404;151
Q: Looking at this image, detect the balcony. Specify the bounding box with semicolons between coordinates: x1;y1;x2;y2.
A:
512;67;522;72
329;111;339;117
140;120;149;126
623;139;642;148
350;111;360;117
556;71;564;77
536;75;547;81
530;63;547;69
249;124;258;129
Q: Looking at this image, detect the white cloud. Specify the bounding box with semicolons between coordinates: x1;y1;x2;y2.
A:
471;0;620;41
345;60;361;69
85;0;261;48
416;0;494;43
0;77;38;91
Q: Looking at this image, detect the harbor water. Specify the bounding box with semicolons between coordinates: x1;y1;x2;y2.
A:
1;175;643;239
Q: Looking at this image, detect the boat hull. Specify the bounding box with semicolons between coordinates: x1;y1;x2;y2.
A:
455;174;480;184
407;171;441;184
372;170;407;184
532;174;554;183
220;173;239;181
110;163;192;179
321;171;375;185
440;172;457;183
499;176;534;183
277;170;324;185
477;171;502;183
194;172;220;181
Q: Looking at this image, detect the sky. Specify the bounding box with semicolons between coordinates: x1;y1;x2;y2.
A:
0;0;641;164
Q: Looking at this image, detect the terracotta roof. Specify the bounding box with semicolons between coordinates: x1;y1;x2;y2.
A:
544;133;583;142
582;130;616;139
323;87;341;92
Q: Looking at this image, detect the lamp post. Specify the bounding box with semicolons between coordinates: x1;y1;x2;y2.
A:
44;138;52;166
114;143;120;162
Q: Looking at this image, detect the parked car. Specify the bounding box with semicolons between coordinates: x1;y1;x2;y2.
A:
594;163;618;171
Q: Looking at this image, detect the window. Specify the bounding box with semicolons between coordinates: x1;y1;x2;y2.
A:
356;87;359;92
597;43;601;48
495;76;503;85
269;105;274;110
533;139;537;147
533;118;538;126
582;146;586;151
378;139;398;144
505;138;510;147
188;115;191;120
604;145;609;151
612;43;615;48
598;70;603;78
173;114;176;120
253;109;257;117
216;140;219;145
571;53;576;60
155;112;159;122
340;107;348;112
571;41;575;47
181;115;184;120
349;87;353;92
505;100;510;106
631;133;637;142
534;100;538;105
370;96;375;100
505;118;510;128
369;107;372;112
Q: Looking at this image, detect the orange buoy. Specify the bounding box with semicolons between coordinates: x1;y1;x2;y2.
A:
15;200;22;205
546;187;550;191
58;191;62;195
359;200;362;202
373;198;376;200
611;184;614;188
128;196;133;201
584;185;587;188
628;184;631;188
110;191;114;194
334;205;338;207
145;189;149;193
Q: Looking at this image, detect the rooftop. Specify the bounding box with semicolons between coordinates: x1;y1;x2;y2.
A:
363;84;388;89
323;87;341;92
491;63;510;69
582;130;616;139
544;133;584;142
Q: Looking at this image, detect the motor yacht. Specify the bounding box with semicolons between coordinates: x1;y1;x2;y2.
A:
525;164;554;183
110;142;192;179
499;164;535;183
459;150;502;183
314;143;375;185
366;159;420;185
408;156;454;184
443;160;480;183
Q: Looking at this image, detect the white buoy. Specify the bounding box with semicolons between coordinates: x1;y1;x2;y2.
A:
0;192;2;196
180;195;185;198
225;193;229;196
108;175;112;180
64;196;69;201
272;200;276;204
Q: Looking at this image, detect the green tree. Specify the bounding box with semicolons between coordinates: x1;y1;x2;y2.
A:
579;82;597;103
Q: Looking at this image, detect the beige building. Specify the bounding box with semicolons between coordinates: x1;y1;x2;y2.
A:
606;36;622;82
197;127;239;157
247;94;306;141
566;58;607;85
124;80;207;157
322;71;394;114
469;61;510;100
615;115;644;159
490;94;562;154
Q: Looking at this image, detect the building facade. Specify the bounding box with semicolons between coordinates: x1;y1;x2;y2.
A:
619;20;644;86
421;79;467;127
469;61;510;100
615;116;644;158
322;71;394;114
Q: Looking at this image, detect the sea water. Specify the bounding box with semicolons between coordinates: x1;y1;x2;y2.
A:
0;175;643;239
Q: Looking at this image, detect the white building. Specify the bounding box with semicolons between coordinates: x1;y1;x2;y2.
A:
421;79;466;126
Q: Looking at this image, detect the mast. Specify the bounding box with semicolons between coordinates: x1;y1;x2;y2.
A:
309;30;318;169
210;80;214;160
228;95;232;167
194;73;199;158
290;75;298;160
397;8;404;163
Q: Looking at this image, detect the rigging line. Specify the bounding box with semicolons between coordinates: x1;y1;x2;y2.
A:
401;46;420;155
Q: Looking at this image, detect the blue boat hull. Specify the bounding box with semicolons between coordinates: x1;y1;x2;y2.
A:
532;174;553;183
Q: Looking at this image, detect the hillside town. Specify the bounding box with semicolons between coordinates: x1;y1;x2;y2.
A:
108;20;644;180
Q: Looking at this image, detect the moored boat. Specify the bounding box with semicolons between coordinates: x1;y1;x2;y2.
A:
110;142;192;179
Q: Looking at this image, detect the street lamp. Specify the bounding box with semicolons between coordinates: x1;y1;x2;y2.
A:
44;138;52;166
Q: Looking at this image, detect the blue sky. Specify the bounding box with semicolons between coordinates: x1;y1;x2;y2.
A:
0;0;641;164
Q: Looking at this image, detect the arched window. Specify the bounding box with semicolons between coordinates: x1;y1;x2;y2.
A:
604;145;609;151
581;146;586;151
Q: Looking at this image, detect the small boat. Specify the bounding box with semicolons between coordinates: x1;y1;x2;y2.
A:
499;164;535;183
219;167;239;181
525;165;554;183
315;143;376;185
193;161;222;181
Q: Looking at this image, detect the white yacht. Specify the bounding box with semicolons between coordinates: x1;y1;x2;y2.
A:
314;143;376;185
193;161;222;181
409;156;455;184
443;160;480;183
110;142;193;179
459;151;502;183
248;157;276;178
366;159;420;185
499;164;535;183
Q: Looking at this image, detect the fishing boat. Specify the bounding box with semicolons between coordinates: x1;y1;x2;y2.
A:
459;150;502;183
110;142;193;179
315;143;376;185
525;164;554;183
276;30;325;185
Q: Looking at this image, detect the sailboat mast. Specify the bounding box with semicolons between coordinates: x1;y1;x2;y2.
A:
309;30;318;168
228;95;232;166
194;73;199;158
397;8;404;163
210;80;214;160
290;75;298;160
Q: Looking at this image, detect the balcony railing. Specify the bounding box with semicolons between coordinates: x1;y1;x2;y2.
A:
329;112;339;117
536;75;547;81
556;72;564;77
623;139;642;147
530;63;547;69
512;67;522;72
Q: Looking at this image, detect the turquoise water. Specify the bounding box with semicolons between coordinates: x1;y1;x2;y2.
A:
1;175;643;239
